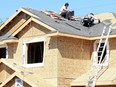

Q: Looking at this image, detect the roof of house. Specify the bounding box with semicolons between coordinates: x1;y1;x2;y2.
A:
0;7;116;41
22;8;116;36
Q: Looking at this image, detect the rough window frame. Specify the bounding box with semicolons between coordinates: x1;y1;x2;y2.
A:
23;37;45;68
0;44;8;59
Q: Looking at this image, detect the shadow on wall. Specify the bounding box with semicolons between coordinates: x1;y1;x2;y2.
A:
7;43;18;58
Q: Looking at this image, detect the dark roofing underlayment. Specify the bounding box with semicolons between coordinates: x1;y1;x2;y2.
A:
0;33;16;40
1;8;116;40
23;8;116;37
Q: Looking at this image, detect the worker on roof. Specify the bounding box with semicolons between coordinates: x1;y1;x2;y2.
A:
60;2;74;20
82;13;100;27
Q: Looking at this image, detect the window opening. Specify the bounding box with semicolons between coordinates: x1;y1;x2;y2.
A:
27;42;44;64
23;37;45;67
0;44;8;59
0;48;6;58
98;43;107;63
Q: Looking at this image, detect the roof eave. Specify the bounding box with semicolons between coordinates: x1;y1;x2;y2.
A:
47;32;116;40
0;38;18;44
47;32;91;40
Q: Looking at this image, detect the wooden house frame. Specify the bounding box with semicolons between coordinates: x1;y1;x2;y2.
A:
0;8;116;87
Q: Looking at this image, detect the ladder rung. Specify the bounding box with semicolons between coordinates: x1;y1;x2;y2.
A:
98;49;103;51
98;51;103;53
98;56;101;57
99;46;104;48
86;25;111;87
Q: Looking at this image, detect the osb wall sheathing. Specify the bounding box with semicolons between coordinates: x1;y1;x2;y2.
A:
96;12;116;25
109;38;116;68
1;12;29;34
71;38;116;87
11;21;51;61
0;63;14;83
17;21;50;38
6;22;58;86
57;36;94;87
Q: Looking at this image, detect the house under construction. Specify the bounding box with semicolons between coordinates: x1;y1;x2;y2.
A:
0;7;116;87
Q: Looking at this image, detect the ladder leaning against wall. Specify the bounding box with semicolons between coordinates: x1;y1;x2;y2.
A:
86;22;112;87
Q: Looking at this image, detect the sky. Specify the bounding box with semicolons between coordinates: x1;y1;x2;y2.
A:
0;0;116;22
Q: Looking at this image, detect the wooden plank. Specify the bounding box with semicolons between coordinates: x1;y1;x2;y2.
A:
12;17;32;36
0;8;38;31
12;17;56;36
7;18;26;34
0;8;22;31
0;72;16;87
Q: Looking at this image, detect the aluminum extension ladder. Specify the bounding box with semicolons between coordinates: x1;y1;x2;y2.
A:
86;24;111;87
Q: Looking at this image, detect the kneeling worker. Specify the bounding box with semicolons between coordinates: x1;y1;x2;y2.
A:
82;13;100;27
